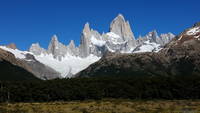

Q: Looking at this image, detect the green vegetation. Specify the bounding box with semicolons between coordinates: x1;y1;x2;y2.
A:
0;99;200;113
1;75;200;102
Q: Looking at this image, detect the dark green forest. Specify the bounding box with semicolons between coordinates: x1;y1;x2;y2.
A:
0;60;39;81
1;75;200;102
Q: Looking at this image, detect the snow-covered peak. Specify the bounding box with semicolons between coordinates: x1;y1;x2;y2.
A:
82;22;91;35
52;35;58;41
110;14;130;36
114;14;125;22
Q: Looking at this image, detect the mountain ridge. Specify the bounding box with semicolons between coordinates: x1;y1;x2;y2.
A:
0;14;175;79
30;14;175;59
0;48;40;81
77;22;200;77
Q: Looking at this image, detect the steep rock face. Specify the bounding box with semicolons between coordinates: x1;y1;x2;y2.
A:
67;40;79;56
160;33;175;45
77;22;200;77
48;35;68;60
148;30;161;43
22;53;62;80
0;46;61;80
109;14;136;51
0;48;38;81
79;23;106;57
79;23;92;57
0;48;26;67
29;43;47;55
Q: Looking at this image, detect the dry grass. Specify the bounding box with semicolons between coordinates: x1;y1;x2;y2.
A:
0;99;200;113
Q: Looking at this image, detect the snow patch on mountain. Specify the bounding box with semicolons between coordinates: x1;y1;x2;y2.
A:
133;40;161;53
106;32;120;38
106;32;127;45
34;54;100;78
187;27;200;35
91;36;106;47
0;45;100;78
0;46;29;59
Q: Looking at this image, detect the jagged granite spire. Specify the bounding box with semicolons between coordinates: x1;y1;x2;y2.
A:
136;30;175;48
68;40;76;49
83;22;91;35
107;14;136;52
67;40;79;56
79;23;91;57
48;35;59;55
160;33;175;45
110;14;125;34
48;35;68;60
151;30;160;43
110;14;136;40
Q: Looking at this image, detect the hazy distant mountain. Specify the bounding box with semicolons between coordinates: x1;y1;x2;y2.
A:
77;22;200;77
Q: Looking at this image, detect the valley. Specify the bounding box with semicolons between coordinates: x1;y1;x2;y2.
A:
0;0;200;112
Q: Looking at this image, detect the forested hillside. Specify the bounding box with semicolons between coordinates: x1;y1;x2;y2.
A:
1;75;200;102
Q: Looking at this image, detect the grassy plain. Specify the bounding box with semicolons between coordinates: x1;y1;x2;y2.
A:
0;99;200;113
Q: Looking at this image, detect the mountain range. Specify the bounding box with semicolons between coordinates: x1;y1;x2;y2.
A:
0;14;180;79
78;22;200;77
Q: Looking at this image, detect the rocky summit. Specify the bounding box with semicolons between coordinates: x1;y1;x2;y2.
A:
0;14;175;79
30;14;175;59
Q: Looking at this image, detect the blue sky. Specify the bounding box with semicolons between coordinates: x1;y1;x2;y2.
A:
0;0;199;50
